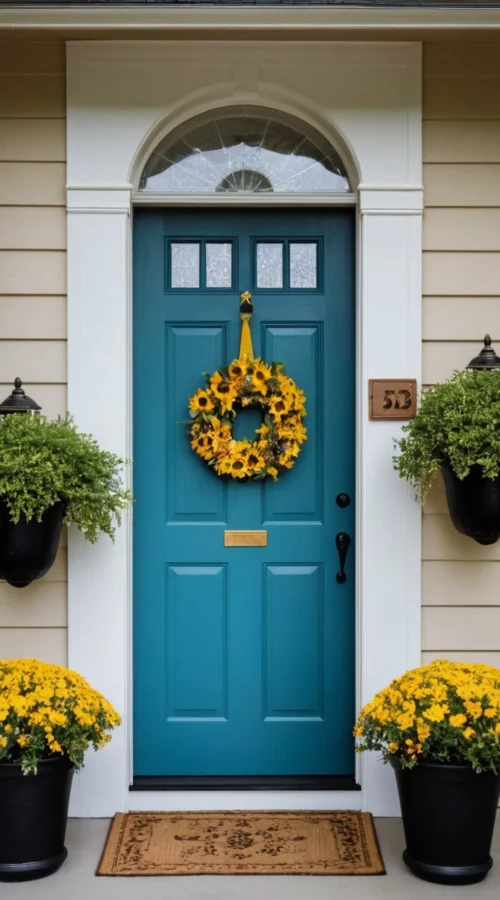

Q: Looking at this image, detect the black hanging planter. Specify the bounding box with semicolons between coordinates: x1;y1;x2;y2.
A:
441;464;500;546
391;758;500;886
0;500;65;588
0;756;74;882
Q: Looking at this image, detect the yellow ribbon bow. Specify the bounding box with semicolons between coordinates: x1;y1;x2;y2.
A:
239;291;254;361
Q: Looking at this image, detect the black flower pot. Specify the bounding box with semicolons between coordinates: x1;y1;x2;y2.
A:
442;464;500;545
0;756;74;882
391;758;500;885
0;499;65;587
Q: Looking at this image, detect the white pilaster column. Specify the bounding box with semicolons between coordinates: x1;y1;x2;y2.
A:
66;186;132;817
358;186;423;816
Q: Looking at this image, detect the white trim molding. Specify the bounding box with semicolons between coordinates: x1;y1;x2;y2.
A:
66;39;422;818
3;7;500;32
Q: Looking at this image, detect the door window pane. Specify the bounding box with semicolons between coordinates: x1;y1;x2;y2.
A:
206;243;232;288
171;243;200;288
290;243;317;289
256;243;283;289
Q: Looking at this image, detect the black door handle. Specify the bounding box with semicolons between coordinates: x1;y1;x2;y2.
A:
335;532;351;584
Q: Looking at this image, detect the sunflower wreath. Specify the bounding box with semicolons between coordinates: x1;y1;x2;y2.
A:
188;357;307;481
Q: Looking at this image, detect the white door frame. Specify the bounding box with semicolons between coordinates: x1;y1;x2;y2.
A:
66;39;422;818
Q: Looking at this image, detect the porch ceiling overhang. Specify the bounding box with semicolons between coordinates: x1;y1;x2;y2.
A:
2;1;500;40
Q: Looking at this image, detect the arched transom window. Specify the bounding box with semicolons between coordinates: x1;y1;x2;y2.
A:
139;105;351;194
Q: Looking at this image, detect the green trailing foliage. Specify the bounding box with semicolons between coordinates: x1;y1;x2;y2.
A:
394;369;500;500
0;413;132;542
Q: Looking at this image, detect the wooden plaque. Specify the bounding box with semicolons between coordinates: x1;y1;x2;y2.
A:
369;379;417;420
224;530;268;547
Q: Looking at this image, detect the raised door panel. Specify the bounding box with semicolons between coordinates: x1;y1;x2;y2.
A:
166;325;228;523
264;565;324;720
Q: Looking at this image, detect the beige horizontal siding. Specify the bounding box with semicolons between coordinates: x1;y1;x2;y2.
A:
424;79;500;120
0;583;67;628
0;341;66;384
0;297;66;339
424;43;500;78
424;164;500;207
0;629;67;666
0;41;67;666
0;75;65;119
423;651;500;667
423;298;500;340
424;209;500;252
423;561;500;605
0;251;66;295
424;122;500;164
0;163;66;206
423;608;500;652
423;341;480;383
0;120;66;163
0;42;65;74
423;253;500;296
0;208;66;250
423;515;500;562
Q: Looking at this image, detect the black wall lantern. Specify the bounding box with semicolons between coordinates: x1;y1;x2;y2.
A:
442;336;500;546
466;334;500;371
0;377;41;415
0;379;64;588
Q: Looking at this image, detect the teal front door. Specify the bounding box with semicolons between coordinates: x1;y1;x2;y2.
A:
133;208;355;778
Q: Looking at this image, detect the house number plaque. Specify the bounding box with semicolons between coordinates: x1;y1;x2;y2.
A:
224;530;268;547
369;379;417;421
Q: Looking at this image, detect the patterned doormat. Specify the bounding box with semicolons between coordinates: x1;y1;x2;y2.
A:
97;810;385;876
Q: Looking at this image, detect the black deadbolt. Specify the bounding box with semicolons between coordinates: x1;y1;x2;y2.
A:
336;493;351;509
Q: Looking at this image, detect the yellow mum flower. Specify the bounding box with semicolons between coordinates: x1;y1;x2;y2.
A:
449;713;467;728
0;658;121;773
464;700;483;720
417;721;431;742
423;703;449;723
354;660;500;770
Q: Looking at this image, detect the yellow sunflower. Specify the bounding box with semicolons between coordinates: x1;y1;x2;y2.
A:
216;452;248;478
250;359;272;395
246;450;266;472
191;434;214;461
208;416;232;452
189;389;215;414
228;359;247;381
278;453;294;469
230;457;249;478
209;371;237;412
268;395;290;418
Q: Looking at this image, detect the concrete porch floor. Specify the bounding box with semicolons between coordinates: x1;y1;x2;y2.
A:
1;817;500;899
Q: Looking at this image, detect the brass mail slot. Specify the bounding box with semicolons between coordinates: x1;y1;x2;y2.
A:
224;530;268;547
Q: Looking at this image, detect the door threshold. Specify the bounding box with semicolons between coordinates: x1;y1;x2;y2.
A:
131;775;360;792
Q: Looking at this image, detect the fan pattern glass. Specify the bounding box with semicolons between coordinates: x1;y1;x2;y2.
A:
139;106;350;194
